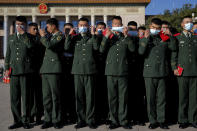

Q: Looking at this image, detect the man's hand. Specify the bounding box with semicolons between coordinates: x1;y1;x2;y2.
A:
16;25;25;34
144;29;150;38
164;28;172;36
91;26;95;35
4;70;10;77
174;69;179;76
105;28;112;38
123;27;128;36
39;29;46;37
69;28;74;35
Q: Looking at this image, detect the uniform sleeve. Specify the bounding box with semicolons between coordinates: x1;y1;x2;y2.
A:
138;37;149;55
168;36;178;70
126;37;135;52
4;36;11;70
64;35;74;50
99;36;108;53
41;34;63;49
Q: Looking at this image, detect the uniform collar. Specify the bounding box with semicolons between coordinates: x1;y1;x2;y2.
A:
52;31;59;36
182;31;191;38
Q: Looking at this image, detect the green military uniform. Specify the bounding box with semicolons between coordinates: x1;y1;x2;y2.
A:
138;35;177;124
64;33;98;125
5;32;34;124
175;32;197;124
100;33;135;126
40;31;64;124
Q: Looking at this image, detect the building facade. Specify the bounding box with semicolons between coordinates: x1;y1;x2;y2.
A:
0;0;150;58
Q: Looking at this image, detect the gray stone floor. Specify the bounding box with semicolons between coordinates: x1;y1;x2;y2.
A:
0;82;196;131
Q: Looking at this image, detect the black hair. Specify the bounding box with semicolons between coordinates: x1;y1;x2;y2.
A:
112;16;122;23
96;22;106;28
151;18;162;26
138;26;146;31
78;17;89;23
28;22;38;27
16;16;27;24
128;21;138;27
182;15;192;21
162;20;170;26
46;18;59;28
64;23;73;28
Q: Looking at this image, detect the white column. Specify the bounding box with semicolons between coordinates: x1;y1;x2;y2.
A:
65;15;70;23
51;15;55;18
3;15;8;57
78;15;82;19
32;15;37;23
91;15;95;26
38;20;41;29
104;15;107;25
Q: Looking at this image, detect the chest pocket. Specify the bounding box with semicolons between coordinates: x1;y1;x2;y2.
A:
192;39;197;46
75;41;82;51
178;40;186;48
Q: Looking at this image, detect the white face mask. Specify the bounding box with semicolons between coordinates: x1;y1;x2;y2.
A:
184;23;193;31
111;27;124;32
97;29;103;35
16;24;25;32
150;29;160;35
78;27;88;33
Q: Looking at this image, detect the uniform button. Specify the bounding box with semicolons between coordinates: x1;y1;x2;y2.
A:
189;59;192;62
16;52;19;55
83;54;86;56
117;54;119;56
83;44;86;46
51;59;54;62
117;44;119;46
189;54;192;57
83;49;86;51
16;58;19;60
17;48;19;50
156;56;159;58
117;59;119;62
189;44;191;47
117;49;119;51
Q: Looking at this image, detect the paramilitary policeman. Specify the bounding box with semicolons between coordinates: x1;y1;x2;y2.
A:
100;16;135;129
28;22;44;125
174;16;197;129
64;17;98;129
127;21;146;126
94;22;109;123
39;18;64;129
138;18;177;129
5;16;34;129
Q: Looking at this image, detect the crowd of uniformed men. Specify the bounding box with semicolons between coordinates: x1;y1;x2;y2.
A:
4;15;197;130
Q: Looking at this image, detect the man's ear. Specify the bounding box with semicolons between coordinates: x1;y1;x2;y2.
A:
181;22;184;28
